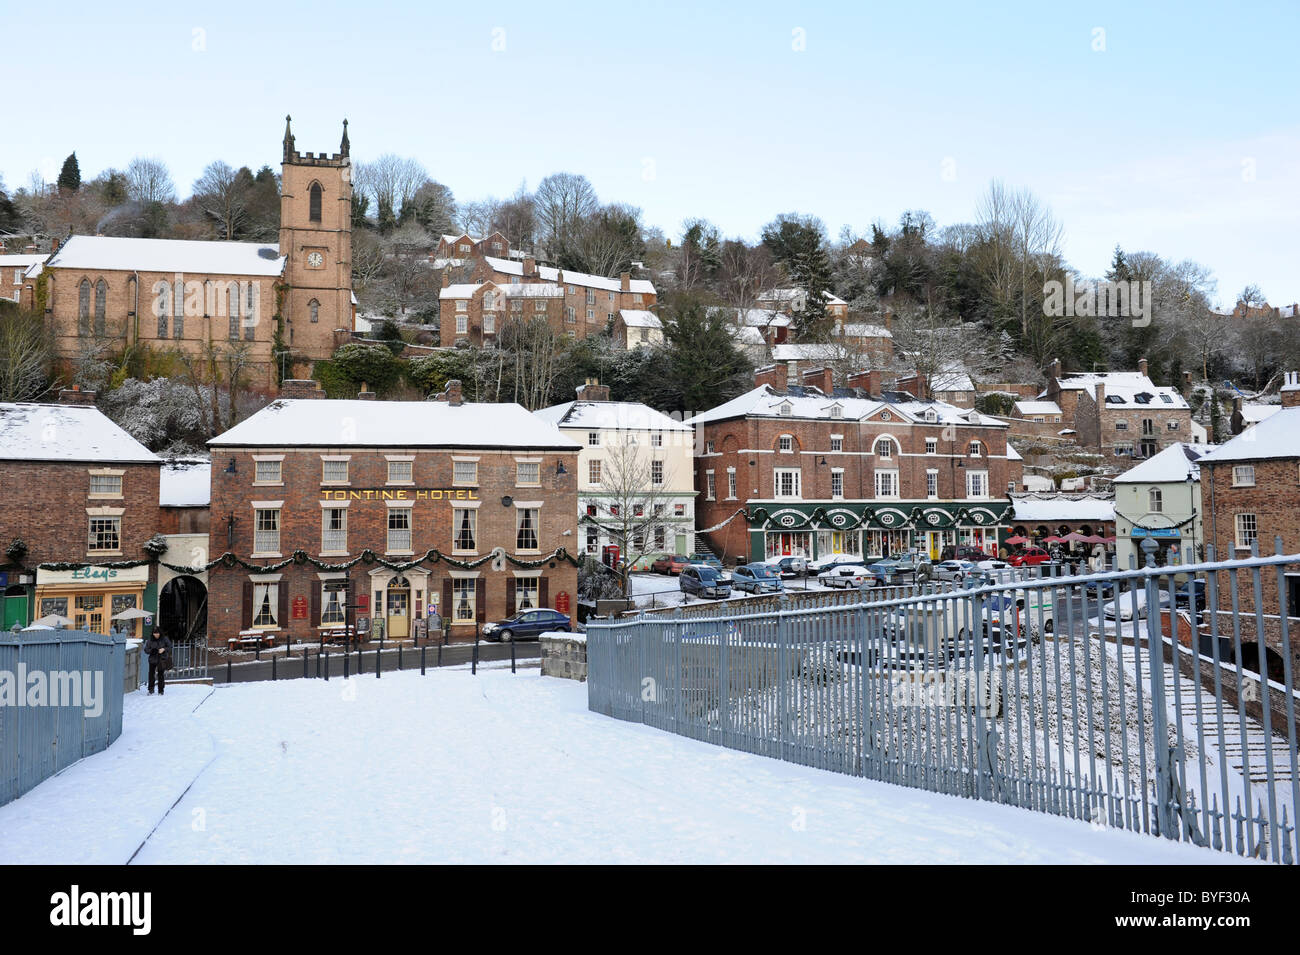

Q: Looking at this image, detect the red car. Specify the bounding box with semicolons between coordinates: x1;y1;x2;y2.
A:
650;554;690;575
1007;546;1052;567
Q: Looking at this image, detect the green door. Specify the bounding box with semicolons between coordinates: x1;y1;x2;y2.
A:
3;592;28;630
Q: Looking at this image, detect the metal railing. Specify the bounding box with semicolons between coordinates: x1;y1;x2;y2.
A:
0;629;125;807
587;542;1300;863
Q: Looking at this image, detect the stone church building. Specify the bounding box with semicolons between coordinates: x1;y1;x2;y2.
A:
42;117;354;392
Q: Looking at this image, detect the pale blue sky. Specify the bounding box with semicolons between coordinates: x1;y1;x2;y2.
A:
6;0;1297;305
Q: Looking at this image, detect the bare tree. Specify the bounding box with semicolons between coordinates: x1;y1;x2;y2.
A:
534;172;598;259
192;161;248;240
355;155;428;229
498;316;564;409
583;437;675;595
0;308;52;401
126;158;176;205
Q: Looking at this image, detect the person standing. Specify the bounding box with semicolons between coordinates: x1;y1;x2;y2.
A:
144;632;173;695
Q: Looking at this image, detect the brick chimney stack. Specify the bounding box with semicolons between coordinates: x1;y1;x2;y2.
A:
1049;358;1062;381
57;385;97;406
524;255;537;278
801;366;834;395
620;272;631;292
754;363;788;393
1138;357;1149;377
576;378;611;402
431;379;464;406
280;379;326;400
1282;371;1300;409
441;271;450;288
1182;370;1193;395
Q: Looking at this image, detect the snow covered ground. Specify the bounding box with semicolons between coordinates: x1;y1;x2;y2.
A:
0;670;1256;865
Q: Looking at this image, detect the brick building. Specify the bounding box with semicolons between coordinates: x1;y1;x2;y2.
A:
40;117;354;391
0;390;162;637
437;280;565;347
1197;375;1300;680
206;385;580;647
686;367;1021;564
0;252;44;308
1042;358;1192;458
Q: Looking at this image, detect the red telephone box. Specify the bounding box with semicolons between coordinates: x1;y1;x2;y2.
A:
602;544;620;568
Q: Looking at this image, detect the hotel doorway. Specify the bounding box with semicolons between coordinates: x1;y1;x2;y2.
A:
386;575;411;639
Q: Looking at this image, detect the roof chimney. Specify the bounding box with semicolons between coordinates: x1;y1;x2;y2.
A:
57;385;96;406
441;271;449;288
524;255;537;277
1049;358;1062;381
280;379;326;400
801;366;834;396
620;271;630;292
1282;371;1300;409
431;379;464;406
576;378;611;402
754;363;788;393
1138;357;1149;377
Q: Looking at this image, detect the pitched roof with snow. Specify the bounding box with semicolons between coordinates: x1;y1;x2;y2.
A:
684;385;1008;430
1239;403;1281;425
1011;496;1115;523
736;308;791;328
0;402;160;464
210;400;581;450
1013;400;1063;417
482;255;656;295
160;459;211;507
0;254;46;269
533;400;690;432
47;235;286;277
1199;406;1300;463
1055;371;1188;409
1113;443;1214;484
838;323;892;339
618;309;661;329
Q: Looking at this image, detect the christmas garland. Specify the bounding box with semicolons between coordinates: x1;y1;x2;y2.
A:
38;546;580;576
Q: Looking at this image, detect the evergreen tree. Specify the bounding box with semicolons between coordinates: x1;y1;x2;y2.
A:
57;153;81;193
652;295;753;414
761;213;834;338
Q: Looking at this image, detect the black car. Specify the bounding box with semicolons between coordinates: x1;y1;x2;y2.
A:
481;609;571;642
940;545;989;563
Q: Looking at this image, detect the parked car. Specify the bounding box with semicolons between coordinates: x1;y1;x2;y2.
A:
975;558;1009;573
731;563;785;594
809;552;862;573
680;564;732;599
890;553;931;577
1176;579;1208;612
650;554;690;575
1007;547;1052;567
765;555;809;578
864;559;902;584
940;545;991;563
1104;580;1206;621
933;560;979;582
817;564;875;588
482;609;572;642
687;552;724;571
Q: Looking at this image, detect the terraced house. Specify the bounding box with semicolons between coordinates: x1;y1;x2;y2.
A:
687;366;1022;565
1042;358;1193;458
205;382;580;647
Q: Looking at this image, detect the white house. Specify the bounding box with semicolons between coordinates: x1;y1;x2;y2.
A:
533;381;696;563
1112;442;1213;569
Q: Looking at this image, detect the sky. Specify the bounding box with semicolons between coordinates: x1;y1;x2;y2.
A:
4;0;1297;307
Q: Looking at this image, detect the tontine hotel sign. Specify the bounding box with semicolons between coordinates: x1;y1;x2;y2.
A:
319;488;480;501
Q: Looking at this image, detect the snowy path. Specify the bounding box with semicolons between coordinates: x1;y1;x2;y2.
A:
0;672;1259;864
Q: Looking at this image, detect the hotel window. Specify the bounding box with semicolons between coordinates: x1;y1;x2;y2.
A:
516;508;539;551
453;508;477;552
254;459;282;484
968;441;982;457
1149;488;1163;513
252;582;280;628
453;460;478;485
587;431;600;447
516;461;541;486
1235;513;1258;550
830;470;843;499
453;579;476;622
926;469;938;498
254;508;281;554
651;433;663;447
875;470;899;498
1232;465;1256;487
925;438;937;454
705;471;716;500
588;459;602;485
830;436;843;452
456;314;468;335
774;468;801;499
515;577;539;611
779;435;793;452
966;470;988;499
387;460;413;484
321;507;347;553
322;458;349;484
726;468;737;499
87;516;121;553
88;473;123;497
387;507;413;553
320;584;345;626
651;460;664;486
874;439;893;459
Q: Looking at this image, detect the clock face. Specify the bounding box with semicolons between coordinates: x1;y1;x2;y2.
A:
307;251;324;269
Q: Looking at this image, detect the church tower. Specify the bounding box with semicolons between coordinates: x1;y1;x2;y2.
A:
279;116;353;365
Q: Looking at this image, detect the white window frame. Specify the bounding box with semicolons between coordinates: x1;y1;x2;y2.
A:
1235;513;1258;550
874;469;899;499
1232;465;1256;488
774;468;801;500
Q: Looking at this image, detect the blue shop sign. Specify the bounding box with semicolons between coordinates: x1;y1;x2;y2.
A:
1131;527;1181;538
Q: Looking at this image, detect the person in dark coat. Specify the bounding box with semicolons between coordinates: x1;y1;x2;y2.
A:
144;632;173;695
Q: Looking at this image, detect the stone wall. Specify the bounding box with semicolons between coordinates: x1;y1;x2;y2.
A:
541;632;587;681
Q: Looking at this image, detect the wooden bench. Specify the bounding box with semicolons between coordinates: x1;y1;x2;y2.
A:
229;630;278;651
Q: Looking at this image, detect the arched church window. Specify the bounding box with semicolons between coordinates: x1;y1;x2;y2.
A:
94;279;107;335
228;283;240;339
155;281;169;338
77;279;91;336
309;299;320;323
309;183;322;223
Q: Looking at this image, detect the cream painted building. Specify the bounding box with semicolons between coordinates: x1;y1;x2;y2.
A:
534;381;696;562
1112;442;1213;569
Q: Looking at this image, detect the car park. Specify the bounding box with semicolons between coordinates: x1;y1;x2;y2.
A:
731;563;785;594
680;564;733;599
482;609;572;642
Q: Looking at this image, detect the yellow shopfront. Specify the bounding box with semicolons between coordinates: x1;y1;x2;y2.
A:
34;565;151;637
